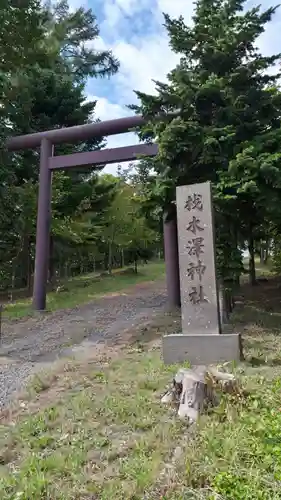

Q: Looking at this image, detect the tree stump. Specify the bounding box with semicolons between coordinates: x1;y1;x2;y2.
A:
161;365;238;423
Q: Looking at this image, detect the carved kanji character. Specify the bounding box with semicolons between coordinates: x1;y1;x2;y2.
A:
186;237;204;258
186;216;204;235
184;193;203;211
189;285;208;304
187;260;206;281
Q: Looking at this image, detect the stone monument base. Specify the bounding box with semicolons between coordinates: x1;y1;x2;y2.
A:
162;333;242;365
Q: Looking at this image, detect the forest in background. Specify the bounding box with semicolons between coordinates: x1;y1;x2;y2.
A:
0;0;161;299
2;0;281;301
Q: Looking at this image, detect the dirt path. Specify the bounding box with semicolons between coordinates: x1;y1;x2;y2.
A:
0;280;167;408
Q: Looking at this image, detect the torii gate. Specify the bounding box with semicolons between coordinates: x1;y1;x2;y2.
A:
6;115;180;311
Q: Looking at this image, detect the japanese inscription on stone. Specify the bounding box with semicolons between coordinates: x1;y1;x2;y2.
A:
176;182;221;335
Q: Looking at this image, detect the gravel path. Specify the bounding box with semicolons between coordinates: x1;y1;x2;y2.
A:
0;281;167;409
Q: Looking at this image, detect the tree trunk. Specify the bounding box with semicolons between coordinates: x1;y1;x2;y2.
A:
26;236;32;293
48;235;55;284
134;256;138;274
108;242;112;274
248;228;256;286
219;279;233;325
23;234;32;292
234;275;240;287
64;262;68;279
80;256;84;275
161;366;238;423
260;243;265;265
121;248;125;268
224;282;233;315
233;225;241;287
10;267;16;302
264;238;270;264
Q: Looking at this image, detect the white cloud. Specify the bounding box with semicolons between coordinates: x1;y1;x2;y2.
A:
103;2;123;28
89;0;281;175
98;1;190;103
88;0;192;175
156;0;193;22
68;0;88;12
102;0;152;27
106;1;281;105
112;35;179;101
86;95;139;174
66;1;191;176
89;95;129;120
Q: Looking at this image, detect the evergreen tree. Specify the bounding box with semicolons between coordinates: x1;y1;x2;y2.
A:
131;0;281;284
0;0;119;290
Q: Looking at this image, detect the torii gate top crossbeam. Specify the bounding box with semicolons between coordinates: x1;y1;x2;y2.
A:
6;115;147;151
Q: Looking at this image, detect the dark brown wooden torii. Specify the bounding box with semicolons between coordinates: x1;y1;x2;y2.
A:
6;115;180;311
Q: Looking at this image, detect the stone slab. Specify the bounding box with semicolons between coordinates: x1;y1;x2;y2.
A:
162;333;242;365
176;182;221;335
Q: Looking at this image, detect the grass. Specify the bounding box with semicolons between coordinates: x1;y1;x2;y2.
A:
3;261;165;319
3;262;281;498
0;352;186;499
2;256;270;320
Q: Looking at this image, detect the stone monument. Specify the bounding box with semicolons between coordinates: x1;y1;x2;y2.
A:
162;181;241;365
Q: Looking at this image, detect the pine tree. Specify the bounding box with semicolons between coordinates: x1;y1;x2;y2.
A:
131;0;281;284
0;0;119;290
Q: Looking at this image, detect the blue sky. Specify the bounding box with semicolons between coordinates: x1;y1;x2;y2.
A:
69;0;281;173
